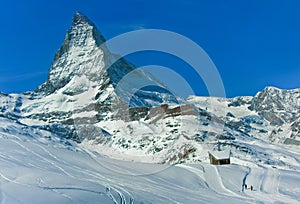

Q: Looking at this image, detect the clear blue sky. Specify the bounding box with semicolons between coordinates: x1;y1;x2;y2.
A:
1;0;300;98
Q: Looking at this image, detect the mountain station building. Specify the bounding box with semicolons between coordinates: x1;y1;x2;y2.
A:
208;150;231;165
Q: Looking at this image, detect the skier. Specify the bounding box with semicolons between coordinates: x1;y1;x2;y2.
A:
250;185;253;191
245;184;247;189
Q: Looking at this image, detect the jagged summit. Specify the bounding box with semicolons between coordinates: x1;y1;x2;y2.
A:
36;12;109;95
262;86;300;94
36;13;168;98
29;13;178;125
72;12;95;27
36;13;176;106
70;12;107;46
249;85;300;125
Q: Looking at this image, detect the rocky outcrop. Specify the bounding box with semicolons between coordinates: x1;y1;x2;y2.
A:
249;87;300;124
146;104;196;123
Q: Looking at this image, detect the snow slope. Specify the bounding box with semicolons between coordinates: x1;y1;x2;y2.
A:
1;117;300;203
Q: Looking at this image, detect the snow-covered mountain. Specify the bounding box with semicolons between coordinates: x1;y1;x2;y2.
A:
1;12;300;203
23;12;178;125
250;86;300;125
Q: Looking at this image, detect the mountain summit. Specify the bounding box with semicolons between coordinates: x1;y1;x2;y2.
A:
37;12;108;95
37;12;176;104
72;12;95;26
23;13;178;127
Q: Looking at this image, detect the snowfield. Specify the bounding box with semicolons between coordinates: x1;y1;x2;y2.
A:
0;117;299;203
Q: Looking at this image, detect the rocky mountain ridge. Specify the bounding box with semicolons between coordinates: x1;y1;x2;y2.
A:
22;12;178;125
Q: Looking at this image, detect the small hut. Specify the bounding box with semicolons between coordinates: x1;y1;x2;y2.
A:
208;150;230;165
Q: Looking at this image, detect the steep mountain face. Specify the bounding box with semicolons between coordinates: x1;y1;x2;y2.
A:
21;12;178;127
0;13;300;166
37;12;108;95
250;86;300;125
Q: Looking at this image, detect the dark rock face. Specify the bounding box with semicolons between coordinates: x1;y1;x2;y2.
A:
146;104;196;123
284;138;300;146
290;119;300;142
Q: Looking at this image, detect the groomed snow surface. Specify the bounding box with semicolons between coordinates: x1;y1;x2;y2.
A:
0;117;300;203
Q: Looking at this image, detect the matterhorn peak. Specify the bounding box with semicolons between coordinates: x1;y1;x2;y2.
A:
35;13;177;109
72;12;95;27
36;12;108;94
70;12;106;46
68;12;106;48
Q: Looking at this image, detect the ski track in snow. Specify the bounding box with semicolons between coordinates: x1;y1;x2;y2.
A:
202;164;239;197
27;143;133;203
0;132;133;203
180;164;238;197
11;140;74;178
37;178;75;203
181;163;300;204
177;164;206;181
244;165;297;203
82;150;186;203
242;166;251;192
260;166;278;194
